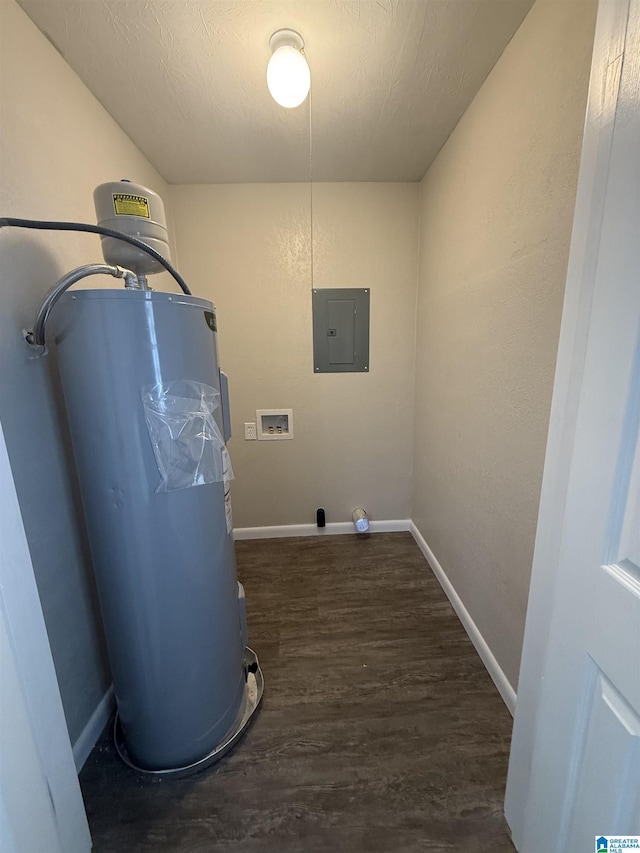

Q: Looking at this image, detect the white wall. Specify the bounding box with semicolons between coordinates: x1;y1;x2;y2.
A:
0;0;175;745
412;0;597;690
170;182;419;529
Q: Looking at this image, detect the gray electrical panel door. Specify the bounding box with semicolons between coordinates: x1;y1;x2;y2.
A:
312;288;370;373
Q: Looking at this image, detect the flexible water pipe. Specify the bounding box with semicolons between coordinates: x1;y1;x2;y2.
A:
25;264;136;351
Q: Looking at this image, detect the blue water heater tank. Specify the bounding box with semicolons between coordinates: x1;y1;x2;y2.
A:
52;286;259;773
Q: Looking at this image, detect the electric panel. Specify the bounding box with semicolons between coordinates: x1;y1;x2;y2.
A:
312;288;370;373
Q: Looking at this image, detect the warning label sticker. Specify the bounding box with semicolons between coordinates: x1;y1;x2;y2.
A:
112;193;150;218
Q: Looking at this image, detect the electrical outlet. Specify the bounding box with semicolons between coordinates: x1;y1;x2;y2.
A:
244;422;256;441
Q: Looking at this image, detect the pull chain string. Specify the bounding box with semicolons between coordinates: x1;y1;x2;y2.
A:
308;81;314;292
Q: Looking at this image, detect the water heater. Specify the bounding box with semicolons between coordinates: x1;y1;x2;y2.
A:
23;181;262;776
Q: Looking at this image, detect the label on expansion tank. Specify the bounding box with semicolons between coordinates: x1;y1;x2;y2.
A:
204;310;217;332
112;193;150;218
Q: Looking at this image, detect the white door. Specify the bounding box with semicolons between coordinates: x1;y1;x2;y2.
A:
0;420;91;853
505;0;640;850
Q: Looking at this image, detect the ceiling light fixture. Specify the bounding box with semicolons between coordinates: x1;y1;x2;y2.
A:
267;28;310;109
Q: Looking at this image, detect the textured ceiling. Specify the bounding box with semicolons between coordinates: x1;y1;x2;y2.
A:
18;0;533;183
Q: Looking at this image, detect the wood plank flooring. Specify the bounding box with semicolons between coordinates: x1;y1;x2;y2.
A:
79;532;515;852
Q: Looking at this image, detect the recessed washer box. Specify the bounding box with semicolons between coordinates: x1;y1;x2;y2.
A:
256;409;293;440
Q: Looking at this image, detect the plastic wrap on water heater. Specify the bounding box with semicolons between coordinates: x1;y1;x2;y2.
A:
141;379;233;492
51;288;245;771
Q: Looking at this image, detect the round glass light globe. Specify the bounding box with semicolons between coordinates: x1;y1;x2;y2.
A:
266;45;310;109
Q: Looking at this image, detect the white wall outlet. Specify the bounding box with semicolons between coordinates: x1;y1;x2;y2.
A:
256;409;293;440
244;422;256;440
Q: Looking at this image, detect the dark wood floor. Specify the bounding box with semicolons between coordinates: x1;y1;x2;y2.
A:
80;533;515;852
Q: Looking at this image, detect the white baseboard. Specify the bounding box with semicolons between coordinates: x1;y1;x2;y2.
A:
72;685;115;772
410;522;517;716
233;519;411;540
